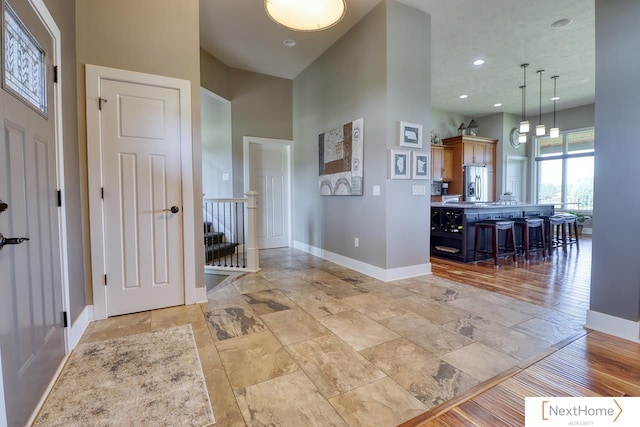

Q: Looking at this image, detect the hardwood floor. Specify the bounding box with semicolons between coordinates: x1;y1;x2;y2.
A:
403;236;640;426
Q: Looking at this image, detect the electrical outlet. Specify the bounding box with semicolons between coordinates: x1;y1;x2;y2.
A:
354;237;359;247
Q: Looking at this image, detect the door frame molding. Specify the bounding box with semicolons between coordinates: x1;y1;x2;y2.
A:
243;136;293;248
85;64;196;320
0;0;69;424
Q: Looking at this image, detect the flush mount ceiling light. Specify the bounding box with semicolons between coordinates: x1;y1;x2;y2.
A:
459;94;468;99
550;75;560;138
473;59;485;66
265;0;346;32
494;103;502;107
519;63;530;134
536;69;546;136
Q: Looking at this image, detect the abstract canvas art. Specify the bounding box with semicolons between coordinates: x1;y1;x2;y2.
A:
319;118;364;196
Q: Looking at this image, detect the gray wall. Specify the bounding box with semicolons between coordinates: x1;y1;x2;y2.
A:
43;0;86;322
591;0;640;322
201;90;233;198
200;50;293;198
293;0;430;270
431;110;470;140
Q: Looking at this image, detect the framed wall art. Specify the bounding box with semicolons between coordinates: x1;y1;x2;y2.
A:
399;121;422;148
319;118;364;195
389;149;410;179
412;151;430;180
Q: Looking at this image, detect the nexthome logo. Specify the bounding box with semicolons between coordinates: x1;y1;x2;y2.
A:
525;397;640;427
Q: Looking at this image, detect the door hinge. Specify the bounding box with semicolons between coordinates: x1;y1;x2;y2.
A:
62;311;68;328
101;187;104;199
98;97;108;110
104;274;107;286
53;65;58;83
57;190;62;207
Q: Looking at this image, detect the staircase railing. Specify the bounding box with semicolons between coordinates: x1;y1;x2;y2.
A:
203;191;259;273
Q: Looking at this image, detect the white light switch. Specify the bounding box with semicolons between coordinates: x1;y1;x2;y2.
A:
412;185;426;196
372;185;381;196
222;173;230;181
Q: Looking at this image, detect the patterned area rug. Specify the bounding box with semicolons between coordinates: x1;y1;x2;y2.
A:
34;325;215;426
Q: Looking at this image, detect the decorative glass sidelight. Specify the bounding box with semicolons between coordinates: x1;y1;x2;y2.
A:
3;3;47;114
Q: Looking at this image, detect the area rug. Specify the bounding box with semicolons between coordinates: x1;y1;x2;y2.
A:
34;325;215;426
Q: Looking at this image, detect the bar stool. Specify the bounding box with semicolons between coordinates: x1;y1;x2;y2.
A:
541;214;568;255
557;213;580;252
473;220;517;266
513;217;546;261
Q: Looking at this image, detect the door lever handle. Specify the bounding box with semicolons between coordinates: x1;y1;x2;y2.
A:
164;206;180;214
0;233;30;251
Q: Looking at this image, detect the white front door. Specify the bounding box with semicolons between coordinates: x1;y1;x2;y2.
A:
245;137;291;249
97;78;184;316
0;1;65;425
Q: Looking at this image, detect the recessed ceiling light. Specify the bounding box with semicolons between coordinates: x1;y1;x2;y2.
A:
494;103;502;107
459;94;468;99
551;96;560;101
473;59;485;66
551;18;573;28
283;39;296;47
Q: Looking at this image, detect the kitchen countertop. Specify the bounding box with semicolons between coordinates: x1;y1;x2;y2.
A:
431;202;555;209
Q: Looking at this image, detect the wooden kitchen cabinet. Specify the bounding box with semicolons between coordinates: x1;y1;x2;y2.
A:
442;135;498;200
430;145;453;181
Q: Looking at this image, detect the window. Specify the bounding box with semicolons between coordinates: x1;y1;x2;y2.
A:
535;128;594;211
3;2;47;115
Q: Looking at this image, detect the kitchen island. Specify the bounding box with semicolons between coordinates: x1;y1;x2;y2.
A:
430;202;554;262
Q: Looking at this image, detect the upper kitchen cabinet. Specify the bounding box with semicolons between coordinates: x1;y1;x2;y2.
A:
431;145;453;181
442;135;498;200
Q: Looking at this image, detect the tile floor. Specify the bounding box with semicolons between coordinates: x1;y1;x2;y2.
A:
78;248;586;426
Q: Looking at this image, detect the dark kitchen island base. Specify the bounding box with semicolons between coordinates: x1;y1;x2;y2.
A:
430;203;554;263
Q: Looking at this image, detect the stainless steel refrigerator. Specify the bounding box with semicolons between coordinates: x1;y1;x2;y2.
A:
463;165;489;202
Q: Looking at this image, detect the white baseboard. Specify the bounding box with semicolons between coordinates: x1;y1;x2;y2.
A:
293;240;431;282
67;305;93;352
586;309;640;343
196;286;208;304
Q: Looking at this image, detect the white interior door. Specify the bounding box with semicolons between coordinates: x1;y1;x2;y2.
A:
505;156;527;202
99;79;184;316
245;138;291;249
0;1;65;425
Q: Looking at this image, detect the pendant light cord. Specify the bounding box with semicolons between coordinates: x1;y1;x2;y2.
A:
538;70;544;125
552;75;558;127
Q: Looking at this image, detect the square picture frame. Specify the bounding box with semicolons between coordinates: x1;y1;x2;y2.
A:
399;121;423;148
412;151;430;180
389;149;411;179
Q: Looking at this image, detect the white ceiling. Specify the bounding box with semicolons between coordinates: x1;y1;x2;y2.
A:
200;0;594;118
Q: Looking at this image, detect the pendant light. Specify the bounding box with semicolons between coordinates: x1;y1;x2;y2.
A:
519;64;530;133
265;0;347;32
536;69;546;136
550;75;560;138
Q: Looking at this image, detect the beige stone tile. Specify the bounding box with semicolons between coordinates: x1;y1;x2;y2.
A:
204;284;250;311
259;266;304;281
80;312;151;343
395;295;472;325
341;293;407;321
318;310;399;351
235;371;347;426
310;277;369;299
202;364;246;427
192;323;222;368
204;306;266;341
396;279;474;302
331;270;375;285
286;335;385;398
261;308;329;346
285;290;351;318
513;317;584;344
241;289;295;315
329;377;427;427
216;331;299;390
361;338;478;408
358;280;415;299
381;312;473;356
274;278;323;298
150;304;206;331
233;274;276;294
448;296;535;327
442;342;519;382
444;315;552;362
